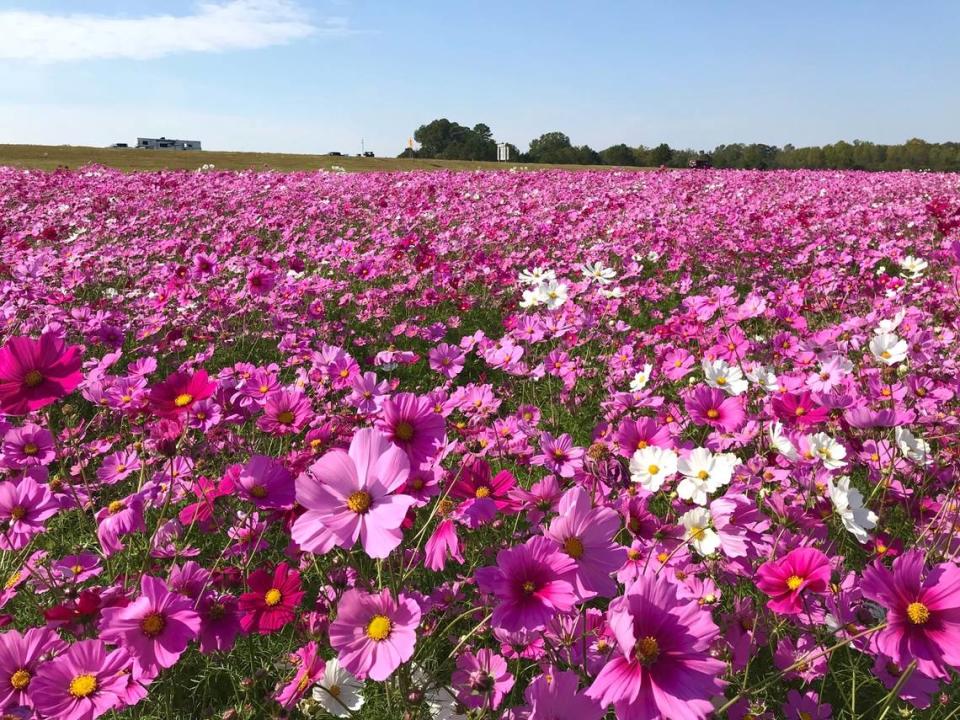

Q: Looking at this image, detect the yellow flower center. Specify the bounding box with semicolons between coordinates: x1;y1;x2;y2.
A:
259;384;269;394
249;485;268;498
22;443;38;456
875;543;887;554
108;500;125;514
10;669;30;690
264;588;283;607
173;393;193;407
635;635;660;665
563;537;584;559
656;552;669;563
786;575;804;590
9;506;26;521
328;684;342;698
71;564;85;575
474;486;491;499
394;421;415;442
4;571;21;590
140;612;166;638
907;601;930;625
346;491;372;514
366;614;392;641
522;581;537;594
880;350;891;359
69;674;98;699
277;410;295;425
799;712;813;720
697;469;709;480
647;464;660;476
706;408;719;419
689;527;705;541
715;376;727;386
23;370;44;388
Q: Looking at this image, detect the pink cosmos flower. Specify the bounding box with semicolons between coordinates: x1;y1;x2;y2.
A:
862;549;960;679
257;389;312;435
685;386;746;432
329;588;421;681
451;648;514;710
2;423;55;469
293;428;415;559
0;334;83;415
236;455;295;509
756;547;831;615
31;639;129;720
544;486;625;600
532;432;583;478
275;641;326;710
475;536;577;632
428;343;465;379
521;668;603;720
376;392;446;468
587;571;726;720
0;627;66;708
345;371;389;415
149;369;216;418
424;518;464;571
99;575;201;675
0;477;58;550
95;493;146;556
95;449;140;486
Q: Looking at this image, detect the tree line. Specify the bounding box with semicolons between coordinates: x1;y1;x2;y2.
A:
399;119;960;171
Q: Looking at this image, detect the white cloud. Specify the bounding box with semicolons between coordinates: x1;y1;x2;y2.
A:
0;1;340;62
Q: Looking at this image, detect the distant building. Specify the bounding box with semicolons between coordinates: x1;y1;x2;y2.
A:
108;143;129;148
136;137;202;150
497;142;512;162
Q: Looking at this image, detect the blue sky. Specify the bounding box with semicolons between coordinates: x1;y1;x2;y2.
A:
1;1;958;155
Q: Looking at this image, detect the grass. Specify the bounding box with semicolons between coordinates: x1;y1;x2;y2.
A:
0;144;649;173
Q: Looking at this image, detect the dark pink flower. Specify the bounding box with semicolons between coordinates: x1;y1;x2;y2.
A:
0;334;83;415
756;547;831;615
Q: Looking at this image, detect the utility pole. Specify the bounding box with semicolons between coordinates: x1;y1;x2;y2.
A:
361;138;365;155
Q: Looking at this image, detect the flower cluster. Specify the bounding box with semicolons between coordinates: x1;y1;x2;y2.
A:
0;166;958;718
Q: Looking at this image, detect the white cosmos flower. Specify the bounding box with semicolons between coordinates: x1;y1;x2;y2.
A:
311;657;364;717
425;686;468;720
746;364;780;393
899;255;928;278
828;475;877;544
681;507;720;555
895;427;932;465
601;286;624;299
519;287;544;308
869;333;908;365
676;448;738;505
769;422;799;461
581;261;617;285
806;432;847;469
875;310;906;335
540;280;569;311
518;267;556;286
702;358;749;395
629;364;653;392
629;446;678;492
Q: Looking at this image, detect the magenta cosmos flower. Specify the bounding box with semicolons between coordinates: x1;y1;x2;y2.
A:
544;486;625;600
862;549;960;679
376;392;446;468
451;648;514;710
148;369;216;418
99;575;201;674
329;588;421;681
0;334;83;415
293;428;415;559
2;423;55;468
257;389;312;435
685;386;745;433
522;668;603;720
275;640;326;710
475;535;578;632
587;571;726;720
756;547;831;615
0;627;65;709
532;432;584;478
0;476;58;550
239;562;304;635
31;639;129;720
236;454;295;509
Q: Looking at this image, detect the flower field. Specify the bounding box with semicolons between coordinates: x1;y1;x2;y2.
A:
0;165;959;720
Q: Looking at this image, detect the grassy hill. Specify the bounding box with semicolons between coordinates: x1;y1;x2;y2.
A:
0;144;648;173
